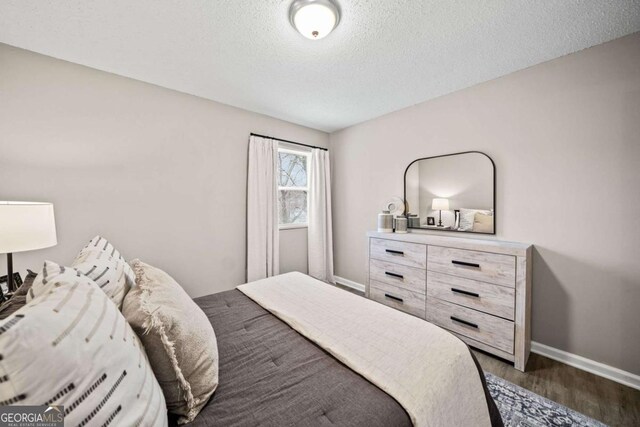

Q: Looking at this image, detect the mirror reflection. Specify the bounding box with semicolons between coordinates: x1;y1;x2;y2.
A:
404;152;495;234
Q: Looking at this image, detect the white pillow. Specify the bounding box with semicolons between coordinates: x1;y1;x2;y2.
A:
29;236;136;309
1;261;167;426
458;209;492;231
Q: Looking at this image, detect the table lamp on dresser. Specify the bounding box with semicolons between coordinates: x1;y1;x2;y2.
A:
0;201;57;299
431;198;449;227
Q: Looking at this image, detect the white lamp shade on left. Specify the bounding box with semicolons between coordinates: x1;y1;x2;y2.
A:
0;201;57;254
431;198;450;211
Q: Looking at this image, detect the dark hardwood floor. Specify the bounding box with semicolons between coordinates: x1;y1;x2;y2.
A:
475;350;639;426
333;283;640;426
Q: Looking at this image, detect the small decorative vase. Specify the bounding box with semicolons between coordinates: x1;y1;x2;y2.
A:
377;210;394;233
408;214;420;228
395;217;408;234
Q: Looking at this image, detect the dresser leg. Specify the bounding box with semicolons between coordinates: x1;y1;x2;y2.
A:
514;350;530;372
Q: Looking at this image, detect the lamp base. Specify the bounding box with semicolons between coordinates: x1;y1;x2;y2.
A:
7;252;13;292
0;252;11;301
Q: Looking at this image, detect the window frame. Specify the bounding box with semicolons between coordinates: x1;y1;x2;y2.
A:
277;146;311;230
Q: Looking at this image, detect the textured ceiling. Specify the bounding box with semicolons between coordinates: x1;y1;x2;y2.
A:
1;1;639;132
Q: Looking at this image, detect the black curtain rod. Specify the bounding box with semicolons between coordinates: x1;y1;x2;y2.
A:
250;133;328;151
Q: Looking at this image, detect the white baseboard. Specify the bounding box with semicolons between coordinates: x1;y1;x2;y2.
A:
531;341;640;391
334;275;365;293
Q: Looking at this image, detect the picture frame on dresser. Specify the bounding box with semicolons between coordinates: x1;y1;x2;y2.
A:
365;232;532;371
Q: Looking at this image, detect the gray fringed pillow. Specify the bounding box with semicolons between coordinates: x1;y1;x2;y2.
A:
122;259;218;424
473;212;494;233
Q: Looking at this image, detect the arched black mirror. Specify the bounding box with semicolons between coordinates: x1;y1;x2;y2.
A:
403;151;496;234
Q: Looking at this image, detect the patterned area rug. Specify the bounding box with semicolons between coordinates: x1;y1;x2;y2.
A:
485;373;607;427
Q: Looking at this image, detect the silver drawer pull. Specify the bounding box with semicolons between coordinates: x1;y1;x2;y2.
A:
384;271;404;279
384;293;404;303
450;316;478;329
451;288;480;298
385;249;404;255
451;260;480;268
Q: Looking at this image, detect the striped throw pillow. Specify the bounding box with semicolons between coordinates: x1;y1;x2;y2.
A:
0;261;167;426
35;235;135;309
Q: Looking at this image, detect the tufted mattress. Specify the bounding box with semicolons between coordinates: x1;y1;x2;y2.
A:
172;289;413;427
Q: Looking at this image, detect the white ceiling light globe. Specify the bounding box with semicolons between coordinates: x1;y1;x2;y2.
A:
290;0;340;40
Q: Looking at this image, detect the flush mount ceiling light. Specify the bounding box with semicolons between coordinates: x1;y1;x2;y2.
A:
289;0;340;40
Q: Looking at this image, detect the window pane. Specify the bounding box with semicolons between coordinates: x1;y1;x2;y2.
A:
279;190;307;224
279;152;307;187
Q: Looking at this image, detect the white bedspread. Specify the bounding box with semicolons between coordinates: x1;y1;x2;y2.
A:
237;272;492;427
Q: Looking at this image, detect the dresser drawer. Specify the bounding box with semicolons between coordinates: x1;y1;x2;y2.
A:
370;281;426;318
426;298;514;353
427;271;515;320
370;259;426;294
370;238;427;269
427;246;516;287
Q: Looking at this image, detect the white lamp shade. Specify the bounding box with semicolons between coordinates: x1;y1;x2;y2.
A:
0;202;57;254
431;198;450;211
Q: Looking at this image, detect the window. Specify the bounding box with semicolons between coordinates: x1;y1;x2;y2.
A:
278;147;310;228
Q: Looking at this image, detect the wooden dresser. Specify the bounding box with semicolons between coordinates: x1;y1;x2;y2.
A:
366;231;532;371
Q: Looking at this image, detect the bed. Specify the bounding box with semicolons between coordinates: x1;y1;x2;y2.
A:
172;273;502;427
0;236;501;426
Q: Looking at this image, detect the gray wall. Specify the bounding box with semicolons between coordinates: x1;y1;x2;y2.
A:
0;43;326;297
330;33;640;374
279;228;309;274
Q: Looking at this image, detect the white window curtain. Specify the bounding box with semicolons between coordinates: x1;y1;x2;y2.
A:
247;135;279;282
308;148;335;283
